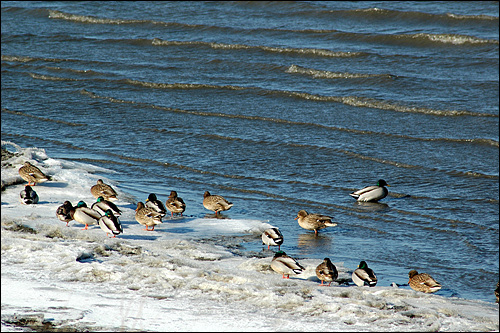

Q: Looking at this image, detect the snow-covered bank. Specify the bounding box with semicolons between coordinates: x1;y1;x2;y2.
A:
1;142;498;332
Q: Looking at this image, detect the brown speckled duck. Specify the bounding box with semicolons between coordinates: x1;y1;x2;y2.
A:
56;200;74;227
203;191;233;215
90;179;118;201
316;258;338;286
408;270;442;293
165;191;186;216
294;210;337;235
135;201;163;231
18;161;50;186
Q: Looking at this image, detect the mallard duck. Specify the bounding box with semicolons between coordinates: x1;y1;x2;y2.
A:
19;185;39;204
316;258;338;286
352;260;377;287
91;196;121;216
165;190;186;216
294;210;337;235
350;179;390;202
203;191;233;215
98;209;123;238
90;179;118;201
270;250;305;279
408;270;442;293
145;193;167;217
69;201;101;230
56;200;74;227
261;227;284;250
18;161;50;186
135;201;163;231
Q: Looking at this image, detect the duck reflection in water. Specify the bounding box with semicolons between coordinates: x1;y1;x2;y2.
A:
354;201;390;212
297;233;333;255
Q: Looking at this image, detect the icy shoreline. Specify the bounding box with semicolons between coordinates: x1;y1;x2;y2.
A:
1;142;498;332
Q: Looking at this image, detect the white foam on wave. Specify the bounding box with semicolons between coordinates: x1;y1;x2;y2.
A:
1;144;498;331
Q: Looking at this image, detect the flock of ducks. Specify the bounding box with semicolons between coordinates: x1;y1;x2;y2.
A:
18;162;445;293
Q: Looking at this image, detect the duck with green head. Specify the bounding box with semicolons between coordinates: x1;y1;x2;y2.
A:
352;260;377;287
70;200;101;230
98;209;123;238
350;179;390;202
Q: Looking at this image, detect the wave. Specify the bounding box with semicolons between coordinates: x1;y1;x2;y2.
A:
6;54;497;118
78;90;499;149
1;108;85;127
47;10;361;57
81;76;494;117
286;64;397;79
47;9;206;28
391;33;498;46
124;79;246;91
150;38;363;58
1;54;78;63
45;9;499;48
314;7;499;24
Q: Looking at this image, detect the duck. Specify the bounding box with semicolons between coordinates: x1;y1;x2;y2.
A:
135;201;163;231
19;185;39;204
18;161;50;186
261;227;284;250
90;179;118;201
91;196;121;216
145;193;167;217
408;270;442;293
349;179;389;202
165;190;186;216
69;201;101;230
56;200;74;227
270;250;305;279
316;258;338;286
352;260;377;287
98;209;123;238
203;191;233;215
294;210;337;235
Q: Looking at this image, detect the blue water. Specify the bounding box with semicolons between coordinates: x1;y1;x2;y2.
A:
1;1;498;303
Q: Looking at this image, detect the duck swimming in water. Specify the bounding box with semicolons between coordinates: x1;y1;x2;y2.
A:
294;210;337;235
349;179;390;202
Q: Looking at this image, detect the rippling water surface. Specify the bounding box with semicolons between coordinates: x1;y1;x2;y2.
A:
2;1;498;303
